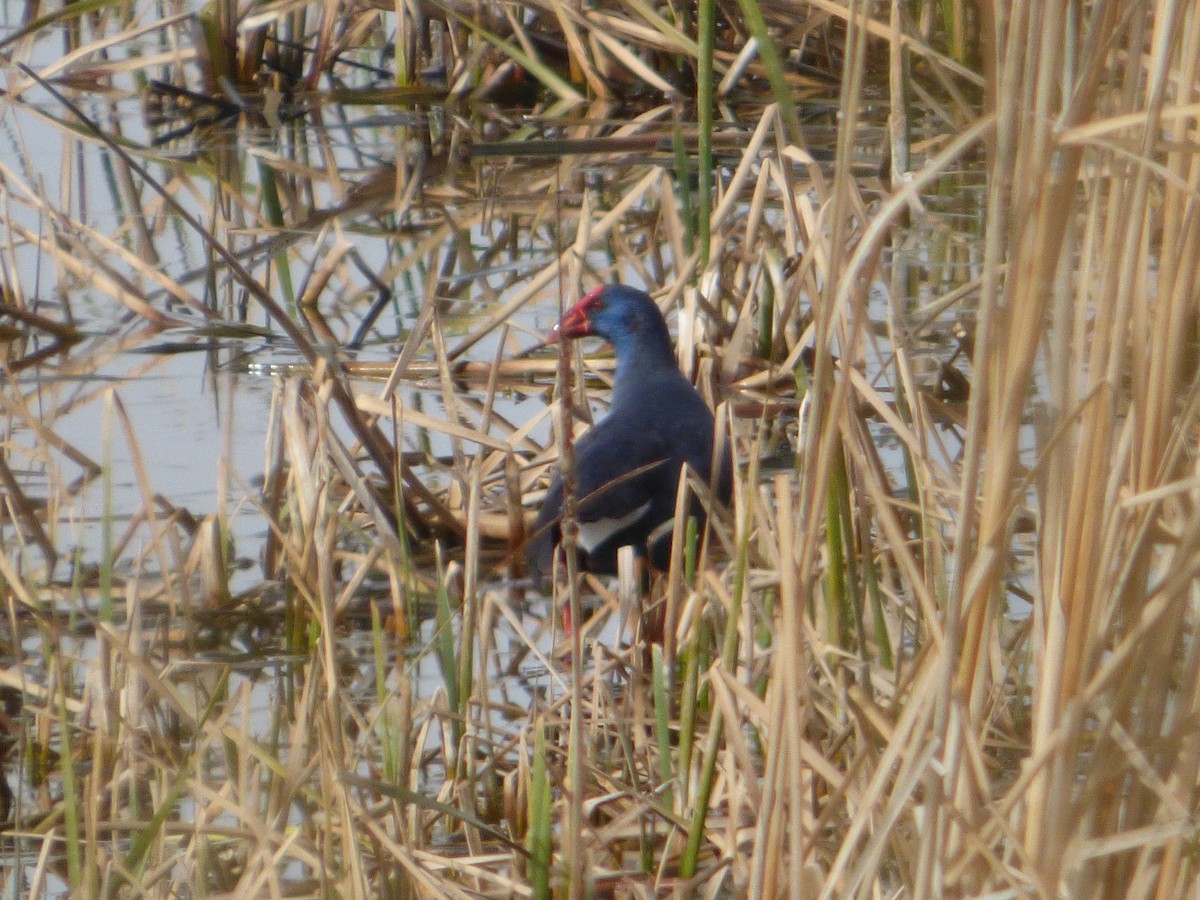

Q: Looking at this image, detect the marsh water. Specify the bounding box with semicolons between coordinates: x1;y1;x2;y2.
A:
0;9;996;892
4;97;968;570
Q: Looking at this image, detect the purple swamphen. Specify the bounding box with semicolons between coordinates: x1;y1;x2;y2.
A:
527;284;731;584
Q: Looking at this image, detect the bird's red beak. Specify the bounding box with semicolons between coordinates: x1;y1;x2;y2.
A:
548;286;604;342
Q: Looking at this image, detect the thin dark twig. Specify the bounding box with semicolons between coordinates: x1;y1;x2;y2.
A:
17;64;463;540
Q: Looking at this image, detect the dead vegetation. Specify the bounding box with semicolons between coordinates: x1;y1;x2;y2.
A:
0;0;1198;896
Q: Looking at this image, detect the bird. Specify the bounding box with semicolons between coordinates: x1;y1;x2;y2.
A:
527;284;731;584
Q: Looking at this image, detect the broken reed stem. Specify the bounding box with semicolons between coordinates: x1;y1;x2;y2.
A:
7;0;1200;896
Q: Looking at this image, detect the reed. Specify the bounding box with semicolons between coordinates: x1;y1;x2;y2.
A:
1;0;1199;895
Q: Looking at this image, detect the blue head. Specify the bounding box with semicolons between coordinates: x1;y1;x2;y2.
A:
550;285;677;377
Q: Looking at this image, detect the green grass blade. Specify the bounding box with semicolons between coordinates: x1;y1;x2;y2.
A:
734;0;803;144
528;724;552;900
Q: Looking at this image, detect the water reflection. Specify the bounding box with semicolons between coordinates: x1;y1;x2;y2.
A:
0;33;988;891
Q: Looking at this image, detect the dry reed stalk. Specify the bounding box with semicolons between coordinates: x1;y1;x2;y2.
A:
807;0;984;88
448;165;666;360
109;392;197;610
870;2;1200;897
8;0;1200;894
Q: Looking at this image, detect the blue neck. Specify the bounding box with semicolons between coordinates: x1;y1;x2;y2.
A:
607;314;678;389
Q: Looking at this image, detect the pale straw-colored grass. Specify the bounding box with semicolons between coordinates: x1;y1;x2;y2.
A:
1;0;1199;896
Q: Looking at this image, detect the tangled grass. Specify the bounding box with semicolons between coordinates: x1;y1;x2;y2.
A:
0;0;1198;896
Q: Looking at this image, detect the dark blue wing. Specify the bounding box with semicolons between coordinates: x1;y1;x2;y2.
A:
527;375;718;580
